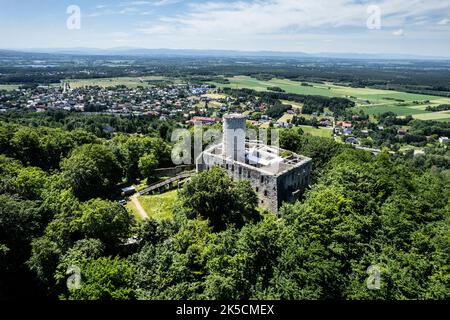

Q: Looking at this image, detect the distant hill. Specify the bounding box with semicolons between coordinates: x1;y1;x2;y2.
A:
10;48;312;58
1;48;449;60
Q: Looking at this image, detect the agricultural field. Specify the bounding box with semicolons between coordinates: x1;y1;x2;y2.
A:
127;190;178;221
211;76;450;121
212;76;338;96
412;111;450;121
355;104;430;116
63;76;170;89
0;84;20;90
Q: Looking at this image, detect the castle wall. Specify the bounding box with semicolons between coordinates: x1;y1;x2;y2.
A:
199;151;312;214
276;160;312;205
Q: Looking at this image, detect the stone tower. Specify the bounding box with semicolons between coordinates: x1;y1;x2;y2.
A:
223;114;246;162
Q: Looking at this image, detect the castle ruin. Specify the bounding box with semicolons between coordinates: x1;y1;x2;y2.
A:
196;114;312;214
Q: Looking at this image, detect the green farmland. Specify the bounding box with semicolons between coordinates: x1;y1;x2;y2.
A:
0;84;20;91
211;76;450;121
64;76;170;89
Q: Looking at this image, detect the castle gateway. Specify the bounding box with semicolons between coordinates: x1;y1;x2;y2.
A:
196;114;312;214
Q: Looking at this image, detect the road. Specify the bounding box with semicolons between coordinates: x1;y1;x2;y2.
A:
130;195;148;220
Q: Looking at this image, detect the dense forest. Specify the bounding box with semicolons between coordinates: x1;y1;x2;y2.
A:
0;110;178;140
1;113;448;300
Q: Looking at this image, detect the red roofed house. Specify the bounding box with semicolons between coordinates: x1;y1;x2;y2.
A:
192;116;223;124
336;121;352;128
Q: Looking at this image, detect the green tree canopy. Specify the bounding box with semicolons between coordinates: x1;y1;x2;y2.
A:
179;167;260;231
138;153;159;181
61;144;122;200
79;199;134;250
63;257;135;300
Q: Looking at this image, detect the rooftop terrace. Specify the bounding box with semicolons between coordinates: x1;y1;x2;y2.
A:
203;140;311;176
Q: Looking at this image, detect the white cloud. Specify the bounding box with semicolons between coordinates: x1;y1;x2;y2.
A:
136;0;450;38
392;28;405;36
109;32;131;37
119;0;182;7
88;0;178;17
77;0;450;54
150;0;183;6
86;9;116;17
119;7;139;14
137;24;178;35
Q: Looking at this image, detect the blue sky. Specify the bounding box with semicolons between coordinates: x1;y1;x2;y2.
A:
1;0;450;56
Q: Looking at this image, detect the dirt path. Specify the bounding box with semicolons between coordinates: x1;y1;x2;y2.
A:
130;195;148;220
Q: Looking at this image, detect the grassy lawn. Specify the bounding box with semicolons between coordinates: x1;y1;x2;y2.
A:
202;93;228;99
210;76;450;121
299;125;333;138
278;113;294;123
281;100;304;110
208;101;223;108
134;190;178;221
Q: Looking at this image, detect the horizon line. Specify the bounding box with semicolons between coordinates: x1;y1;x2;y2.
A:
1;47;450;60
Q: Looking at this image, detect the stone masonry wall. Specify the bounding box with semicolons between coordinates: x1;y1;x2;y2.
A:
199;152;312;214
